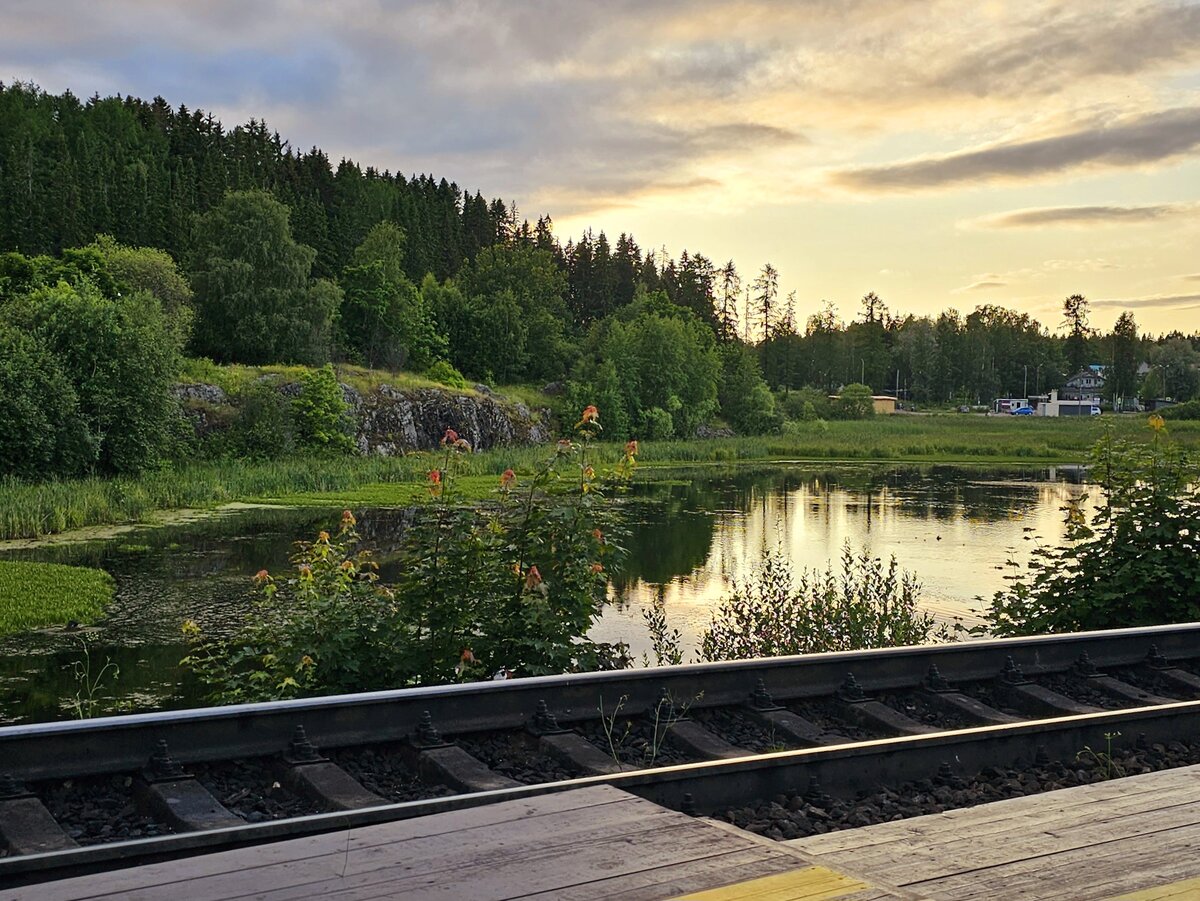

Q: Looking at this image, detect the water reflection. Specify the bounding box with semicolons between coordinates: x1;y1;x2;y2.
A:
0;465;1090;723
597;465;1090;659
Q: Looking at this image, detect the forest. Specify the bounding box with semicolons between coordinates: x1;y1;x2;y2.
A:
2;81;1200;482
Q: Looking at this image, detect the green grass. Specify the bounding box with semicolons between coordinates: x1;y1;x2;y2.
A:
178;358;475;397
3;414;1195;542
0;561;115;635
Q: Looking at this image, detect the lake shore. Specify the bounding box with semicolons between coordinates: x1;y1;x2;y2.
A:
2;414;1191;542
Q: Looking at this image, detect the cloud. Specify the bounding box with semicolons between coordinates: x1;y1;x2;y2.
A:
954;280;1007;293
1093;293;1200;309
972;202;1200;228
832;107;1200;192
1184;273;1200;281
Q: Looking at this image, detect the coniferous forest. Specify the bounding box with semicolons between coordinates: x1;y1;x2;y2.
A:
3;81;1200;483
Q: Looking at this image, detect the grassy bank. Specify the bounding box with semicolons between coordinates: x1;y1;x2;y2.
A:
0;561;115;635
2;415;1194;542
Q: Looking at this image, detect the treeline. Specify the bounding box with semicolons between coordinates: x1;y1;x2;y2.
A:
3;82;1200;484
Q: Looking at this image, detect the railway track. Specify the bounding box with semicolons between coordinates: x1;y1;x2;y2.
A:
3;623;1200;887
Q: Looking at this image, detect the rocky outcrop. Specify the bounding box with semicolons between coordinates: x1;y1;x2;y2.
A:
348;386;551;455
177;381;553;455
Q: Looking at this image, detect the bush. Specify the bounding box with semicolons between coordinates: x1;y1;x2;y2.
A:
228;380;295;459
425;359;468;389
641;406;676;439
779;387;830;422
699;545;948;660
719;344;780;434
3;281;183;475
985;417;1200;635
183;411;636;701
1161;400;1200;420
0;325;94;479
292;365;354;454
832;383;875;420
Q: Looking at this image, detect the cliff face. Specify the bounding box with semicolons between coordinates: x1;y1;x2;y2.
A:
345;385;552;454
176;382;553;454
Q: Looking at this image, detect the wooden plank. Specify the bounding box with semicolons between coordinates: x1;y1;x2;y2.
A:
520;849;825;901
5;786;639;901
150;795;681;901
908;820;1200;900
673;866;870;900
814;790;1200;884
250;819;748;900
793;765;1200;856
1108;875;1200;900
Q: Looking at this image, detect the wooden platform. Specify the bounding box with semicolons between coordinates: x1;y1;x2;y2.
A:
0;786;900;901
789;762;1200;900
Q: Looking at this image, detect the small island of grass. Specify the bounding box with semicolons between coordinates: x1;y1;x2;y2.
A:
0;561;115;636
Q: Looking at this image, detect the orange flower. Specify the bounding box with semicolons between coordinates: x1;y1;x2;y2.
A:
583;465;595;480
298;563;313;579
581;405;599;423
525;565;543;590
1149;414;1165;432
252;568;271;585
500;468;516;488
592;528;604;543
454;437;472;453
590;562;604;574
460;648;476;664
428;469;442;484
341;509;356;528
441;428;459;446
317;530;331;544
625;439;639;457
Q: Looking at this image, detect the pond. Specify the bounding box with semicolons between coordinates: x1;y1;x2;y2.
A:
0;464;1088;724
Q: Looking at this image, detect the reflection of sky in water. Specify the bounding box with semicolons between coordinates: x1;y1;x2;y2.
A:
594;467;1093;659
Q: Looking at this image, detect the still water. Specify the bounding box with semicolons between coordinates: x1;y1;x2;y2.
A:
0;464;1088;723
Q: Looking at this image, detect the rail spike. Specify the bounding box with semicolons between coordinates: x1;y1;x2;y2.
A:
287;725;322;763
1146;645;1169;669
934;761;963;788
1034;745;1052;767
750;678;779;710
1074;651;1099;677
999;655;1029;685
680;792;698;816
147;739;186;782
838;672;866;703
414;710;445;748
0;772;27;799
924;663;952;693
530;699;564;735
804;775;832;808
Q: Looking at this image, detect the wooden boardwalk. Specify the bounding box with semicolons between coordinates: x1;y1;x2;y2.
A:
0;786;901;901
789;762;1200;900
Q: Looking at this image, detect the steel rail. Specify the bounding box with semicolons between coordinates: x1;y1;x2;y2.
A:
4;699;1199;886
2;622;1198;780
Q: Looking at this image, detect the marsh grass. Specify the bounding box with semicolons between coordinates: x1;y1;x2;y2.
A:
4;414;1196;542
0;561;114;635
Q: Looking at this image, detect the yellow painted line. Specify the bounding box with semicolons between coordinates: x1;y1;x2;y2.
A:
673;865;871;900
1108;875;1200;899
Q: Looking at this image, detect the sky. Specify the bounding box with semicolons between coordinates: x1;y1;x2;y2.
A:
2;0;1199;333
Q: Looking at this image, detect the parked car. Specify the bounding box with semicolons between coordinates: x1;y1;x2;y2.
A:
1090;406;1101;416
1011;406;1035;415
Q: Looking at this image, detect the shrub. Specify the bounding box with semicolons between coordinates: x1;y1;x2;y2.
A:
292;365;354;454
182;409;636;701
641;406;676;439
425;359;468;389
699;545;949;660
1161;400;1200;421
832;383;875;420
985;417;1200;635
228;380;296;459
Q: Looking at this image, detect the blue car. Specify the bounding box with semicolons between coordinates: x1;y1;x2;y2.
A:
1011;407;1035;415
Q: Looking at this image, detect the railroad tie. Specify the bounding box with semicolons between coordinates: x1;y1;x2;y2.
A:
0;774;77;856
